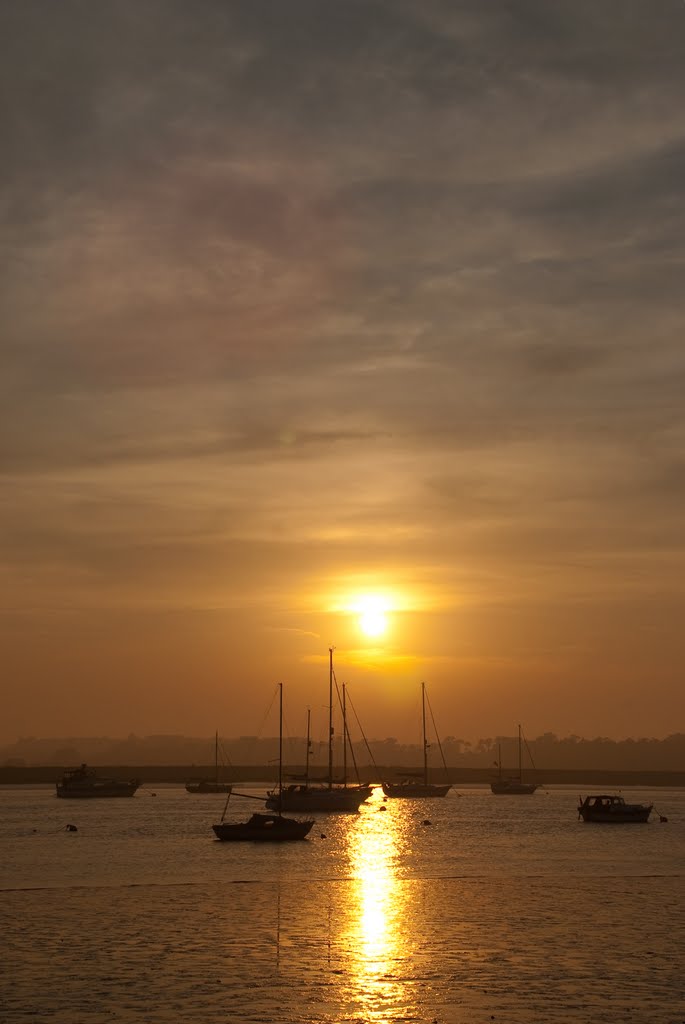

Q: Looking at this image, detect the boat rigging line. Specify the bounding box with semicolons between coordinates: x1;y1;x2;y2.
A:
424;685;458;795
341;686;383;783
331;668;366;786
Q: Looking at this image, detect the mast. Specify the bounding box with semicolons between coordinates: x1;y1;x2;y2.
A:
214;731;219;785
422;681;428;786
305;708;311;786
518;724;522;782
342;683;348;788
328;647;334;790
278;684;283;810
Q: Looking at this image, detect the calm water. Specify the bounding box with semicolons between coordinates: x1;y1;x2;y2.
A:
1;784;683;1023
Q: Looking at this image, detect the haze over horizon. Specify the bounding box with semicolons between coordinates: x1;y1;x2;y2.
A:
2;2;685;746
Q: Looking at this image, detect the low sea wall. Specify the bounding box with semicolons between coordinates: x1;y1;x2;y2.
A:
1;765;684;787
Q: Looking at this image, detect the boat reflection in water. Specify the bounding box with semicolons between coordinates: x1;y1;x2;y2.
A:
337;788;415;1021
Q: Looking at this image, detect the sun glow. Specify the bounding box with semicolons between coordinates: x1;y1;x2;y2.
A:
326;584;414;649
355;595;390;638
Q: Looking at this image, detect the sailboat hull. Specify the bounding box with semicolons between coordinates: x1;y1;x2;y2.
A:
269;650;374;814
186;782;232;794
380;683;452;800
212;813;314;842
382;782;451;798
186;732;231;794
490;780;537;795
490;727;538;794
265;785;369;813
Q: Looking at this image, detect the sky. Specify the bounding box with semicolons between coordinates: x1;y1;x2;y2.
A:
2;0;685;746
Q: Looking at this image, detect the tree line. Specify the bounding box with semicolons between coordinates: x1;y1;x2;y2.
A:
2;731;684;771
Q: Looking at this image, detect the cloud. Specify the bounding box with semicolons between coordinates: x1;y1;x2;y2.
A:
2;1;685;740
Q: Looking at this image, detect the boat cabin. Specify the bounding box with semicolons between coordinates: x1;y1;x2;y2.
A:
582;795;626;810
63;764;97;781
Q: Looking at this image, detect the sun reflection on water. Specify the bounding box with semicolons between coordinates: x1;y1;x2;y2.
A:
340;788;415;1020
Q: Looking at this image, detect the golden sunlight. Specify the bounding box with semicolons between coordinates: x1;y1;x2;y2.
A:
354;595;390;638
347;797;401;965
325;583;417;654
339;791;413;1017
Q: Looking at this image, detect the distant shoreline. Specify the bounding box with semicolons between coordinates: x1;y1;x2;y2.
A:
2;765;684;787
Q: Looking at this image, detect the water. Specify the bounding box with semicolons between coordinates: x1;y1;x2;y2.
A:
2;784;683;1023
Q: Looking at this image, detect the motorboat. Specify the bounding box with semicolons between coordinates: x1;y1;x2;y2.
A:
578;794;652;823
56;764;140;798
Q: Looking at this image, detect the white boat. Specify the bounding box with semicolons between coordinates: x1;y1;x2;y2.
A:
382;682;452;798
491;725;538;794
265;649;371;813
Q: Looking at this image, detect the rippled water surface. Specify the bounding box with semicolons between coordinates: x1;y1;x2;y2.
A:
2;784;683;1023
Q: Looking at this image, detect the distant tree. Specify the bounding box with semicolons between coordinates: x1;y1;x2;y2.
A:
52;746;82;766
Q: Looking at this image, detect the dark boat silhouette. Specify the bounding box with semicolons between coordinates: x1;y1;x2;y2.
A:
265;649;371;813
382;682;452;798
56;764;140;799
578;793;652;823
491;725;538;794
186;732;232;794
212;685;314;842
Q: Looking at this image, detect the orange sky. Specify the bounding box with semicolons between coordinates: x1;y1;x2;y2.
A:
2;2;684;743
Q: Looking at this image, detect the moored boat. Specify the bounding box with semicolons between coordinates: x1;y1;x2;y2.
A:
212;811;314;842
382;778;452;798
578;794;652;823
382;682;452;799
186;779;232;794
267;781;369;813
186;732;232;794
490;778;537;795
490;725;538;795
212;684;314;842
56;763;141;798
265;649;370;814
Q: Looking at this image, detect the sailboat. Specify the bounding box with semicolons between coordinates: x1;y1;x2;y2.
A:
185;732;233;794
490;724;538;794
382;682;452;798
265;648;371;813
212;685;314;842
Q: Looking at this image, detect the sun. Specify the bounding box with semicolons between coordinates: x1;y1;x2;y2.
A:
356;595;389;638
329;586;402;644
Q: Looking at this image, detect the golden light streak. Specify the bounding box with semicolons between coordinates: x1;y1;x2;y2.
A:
338;790;414;1020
